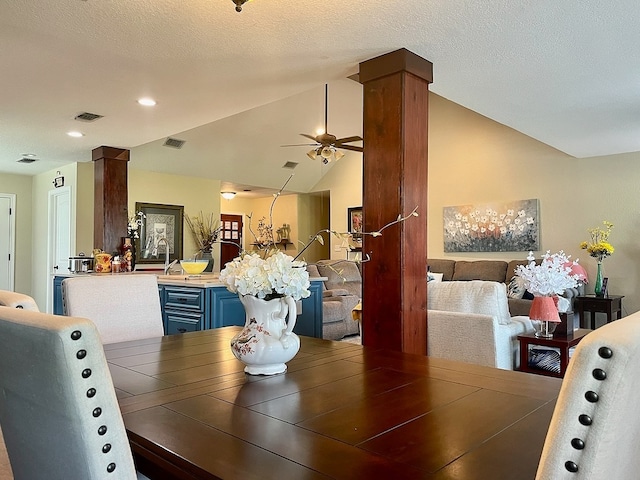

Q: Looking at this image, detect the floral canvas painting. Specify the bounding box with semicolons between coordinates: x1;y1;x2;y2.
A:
443;199;539;252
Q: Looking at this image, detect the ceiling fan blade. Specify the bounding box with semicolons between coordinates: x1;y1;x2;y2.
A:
338;144;364;153
334;136;363;145
281;143;318;147
300;133;318;142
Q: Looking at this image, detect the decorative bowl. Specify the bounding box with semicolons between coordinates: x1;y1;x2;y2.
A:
180;259;209;274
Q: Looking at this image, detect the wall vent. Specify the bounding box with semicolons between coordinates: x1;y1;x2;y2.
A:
17;157;38;164
74;112;103;122
282;161;298;169
163;137;186;149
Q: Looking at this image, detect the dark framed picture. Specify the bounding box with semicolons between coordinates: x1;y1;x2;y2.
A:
347;206;363;252
135;202;184;264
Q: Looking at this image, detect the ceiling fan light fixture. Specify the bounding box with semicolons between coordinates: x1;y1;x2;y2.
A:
221;191;236;200
320;146;334;159
307;149;319;160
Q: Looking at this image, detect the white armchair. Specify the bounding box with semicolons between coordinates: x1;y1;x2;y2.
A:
427;280;533;370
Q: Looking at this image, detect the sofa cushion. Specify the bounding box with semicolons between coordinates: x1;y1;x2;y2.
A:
427;259;455;281
452;260;508;283
427;280;512;325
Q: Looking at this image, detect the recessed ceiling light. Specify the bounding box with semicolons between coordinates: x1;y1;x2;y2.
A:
21;153;37;157
137;98;157;107
67;131;84;138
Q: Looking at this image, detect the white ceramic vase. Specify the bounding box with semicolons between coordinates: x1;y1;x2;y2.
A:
230;294;300;375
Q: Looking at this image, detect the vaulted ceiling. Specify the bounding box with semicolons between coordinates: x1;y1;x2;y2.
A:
3;1;639;191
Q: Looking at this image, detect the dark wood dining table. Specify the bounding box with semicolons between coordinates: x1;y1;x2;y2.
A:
106;327;562;479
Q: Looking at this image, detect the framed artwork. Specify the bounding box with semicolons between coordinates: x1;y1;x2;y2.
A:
348;206;363;252
135;202;184;264
443;199;539;253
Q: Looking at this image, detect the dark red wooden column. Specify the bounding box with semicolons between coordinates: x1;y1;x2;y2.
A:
93;146;129;254
358;49;432;355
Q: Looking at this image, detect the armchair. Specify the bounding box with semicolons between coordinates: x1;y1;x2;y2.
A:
307;264;360;340
427;280;533;370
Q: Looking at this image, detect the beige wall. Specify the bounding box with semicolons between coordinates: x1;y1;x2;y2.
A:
0;173;33;294
128;168;222;268
311;151;364;261
310;92;640;316
427;93;640;315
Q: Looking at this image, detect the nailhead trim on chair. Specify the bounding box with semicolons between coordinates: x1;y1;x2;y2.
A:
565;345;613;473
72;329;118;475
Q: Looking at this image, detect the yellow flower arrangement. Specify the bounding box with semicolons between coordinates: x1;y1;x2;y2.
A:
580;221;614;262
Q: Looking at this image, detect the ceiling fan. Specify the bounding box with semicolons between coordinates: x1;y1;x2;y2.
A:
282;84;363;164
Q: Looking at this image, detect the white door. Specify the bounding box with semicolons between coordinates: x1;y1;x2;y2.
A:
47;187;71;311
0;194;16;291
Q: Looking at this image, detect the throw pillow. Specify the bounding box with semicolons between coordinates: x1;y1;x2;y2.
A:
427;272;444;283
507;276;526;299
529;348;561;374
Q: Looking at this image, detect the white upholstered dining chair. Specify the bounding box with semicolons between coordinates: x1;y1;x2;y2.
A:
536;311;640;479
62;274;164;345
0;307;146;479
0;290;39;311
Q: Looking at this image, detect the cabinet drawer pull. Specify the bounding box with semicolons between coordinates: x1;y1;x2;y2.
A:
177;297;188;303
177;328;187;333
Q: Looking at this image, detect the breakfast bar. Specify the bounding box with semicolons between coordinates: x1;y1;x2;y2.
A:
107;327;561;479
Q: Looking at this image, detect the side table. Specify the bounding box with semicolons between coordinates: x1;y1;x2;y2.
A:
574;295;624;330
518;329;591;378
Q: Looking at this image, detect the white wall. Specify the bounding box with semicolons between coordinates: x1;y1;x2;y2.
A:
0;173;33;294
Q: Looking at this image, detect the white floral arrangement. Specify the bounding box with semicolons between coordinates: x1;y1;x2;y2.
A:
514;250;580;297
220;251;310;301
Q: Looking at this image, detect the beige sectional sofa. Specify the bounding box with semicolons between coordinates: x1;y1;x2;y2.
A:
427;258;584;316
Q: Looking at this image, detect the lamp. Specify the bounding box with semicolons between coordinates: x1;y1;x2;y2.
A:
306;146;345;164
529;296;561;338
232;0;250;12
221;191;236;200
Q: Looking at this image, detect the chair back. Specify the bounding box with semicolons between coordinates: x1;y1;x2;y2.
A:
536;312;640;479
0;290;39;311
316;260;362;298
62;275;164;344
427;280;512;325
0;308;137;479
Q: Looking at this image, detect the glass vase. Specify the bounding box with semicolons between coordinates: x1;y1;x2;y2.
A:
594;261;604;297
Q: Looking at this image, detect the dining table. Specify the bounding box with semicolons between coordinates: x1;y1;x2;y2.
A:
106;327;562;479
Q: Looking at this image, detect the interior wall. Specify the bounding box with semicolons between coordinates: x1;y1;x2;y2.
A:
428;92;640;315
296;192;330;263
311;151;363;260
128;168;222;268
0;173;33;294
31;163;83;311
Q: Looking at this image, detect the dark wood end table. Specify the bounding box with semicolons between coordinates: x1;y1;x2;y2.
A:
574;294;624;330
518;329;591;378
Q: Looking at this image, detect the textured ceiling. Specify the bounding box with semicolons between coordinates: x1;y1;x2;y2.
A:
2;0;640;188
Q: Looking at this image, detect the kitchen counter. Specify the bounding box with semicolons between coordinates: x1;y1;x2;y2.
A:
52;273;324;338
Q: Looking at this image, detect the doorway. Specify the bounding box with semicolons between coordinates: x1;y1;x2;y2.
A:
220;214;243;268
47;187;72;312
0;194;16;291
